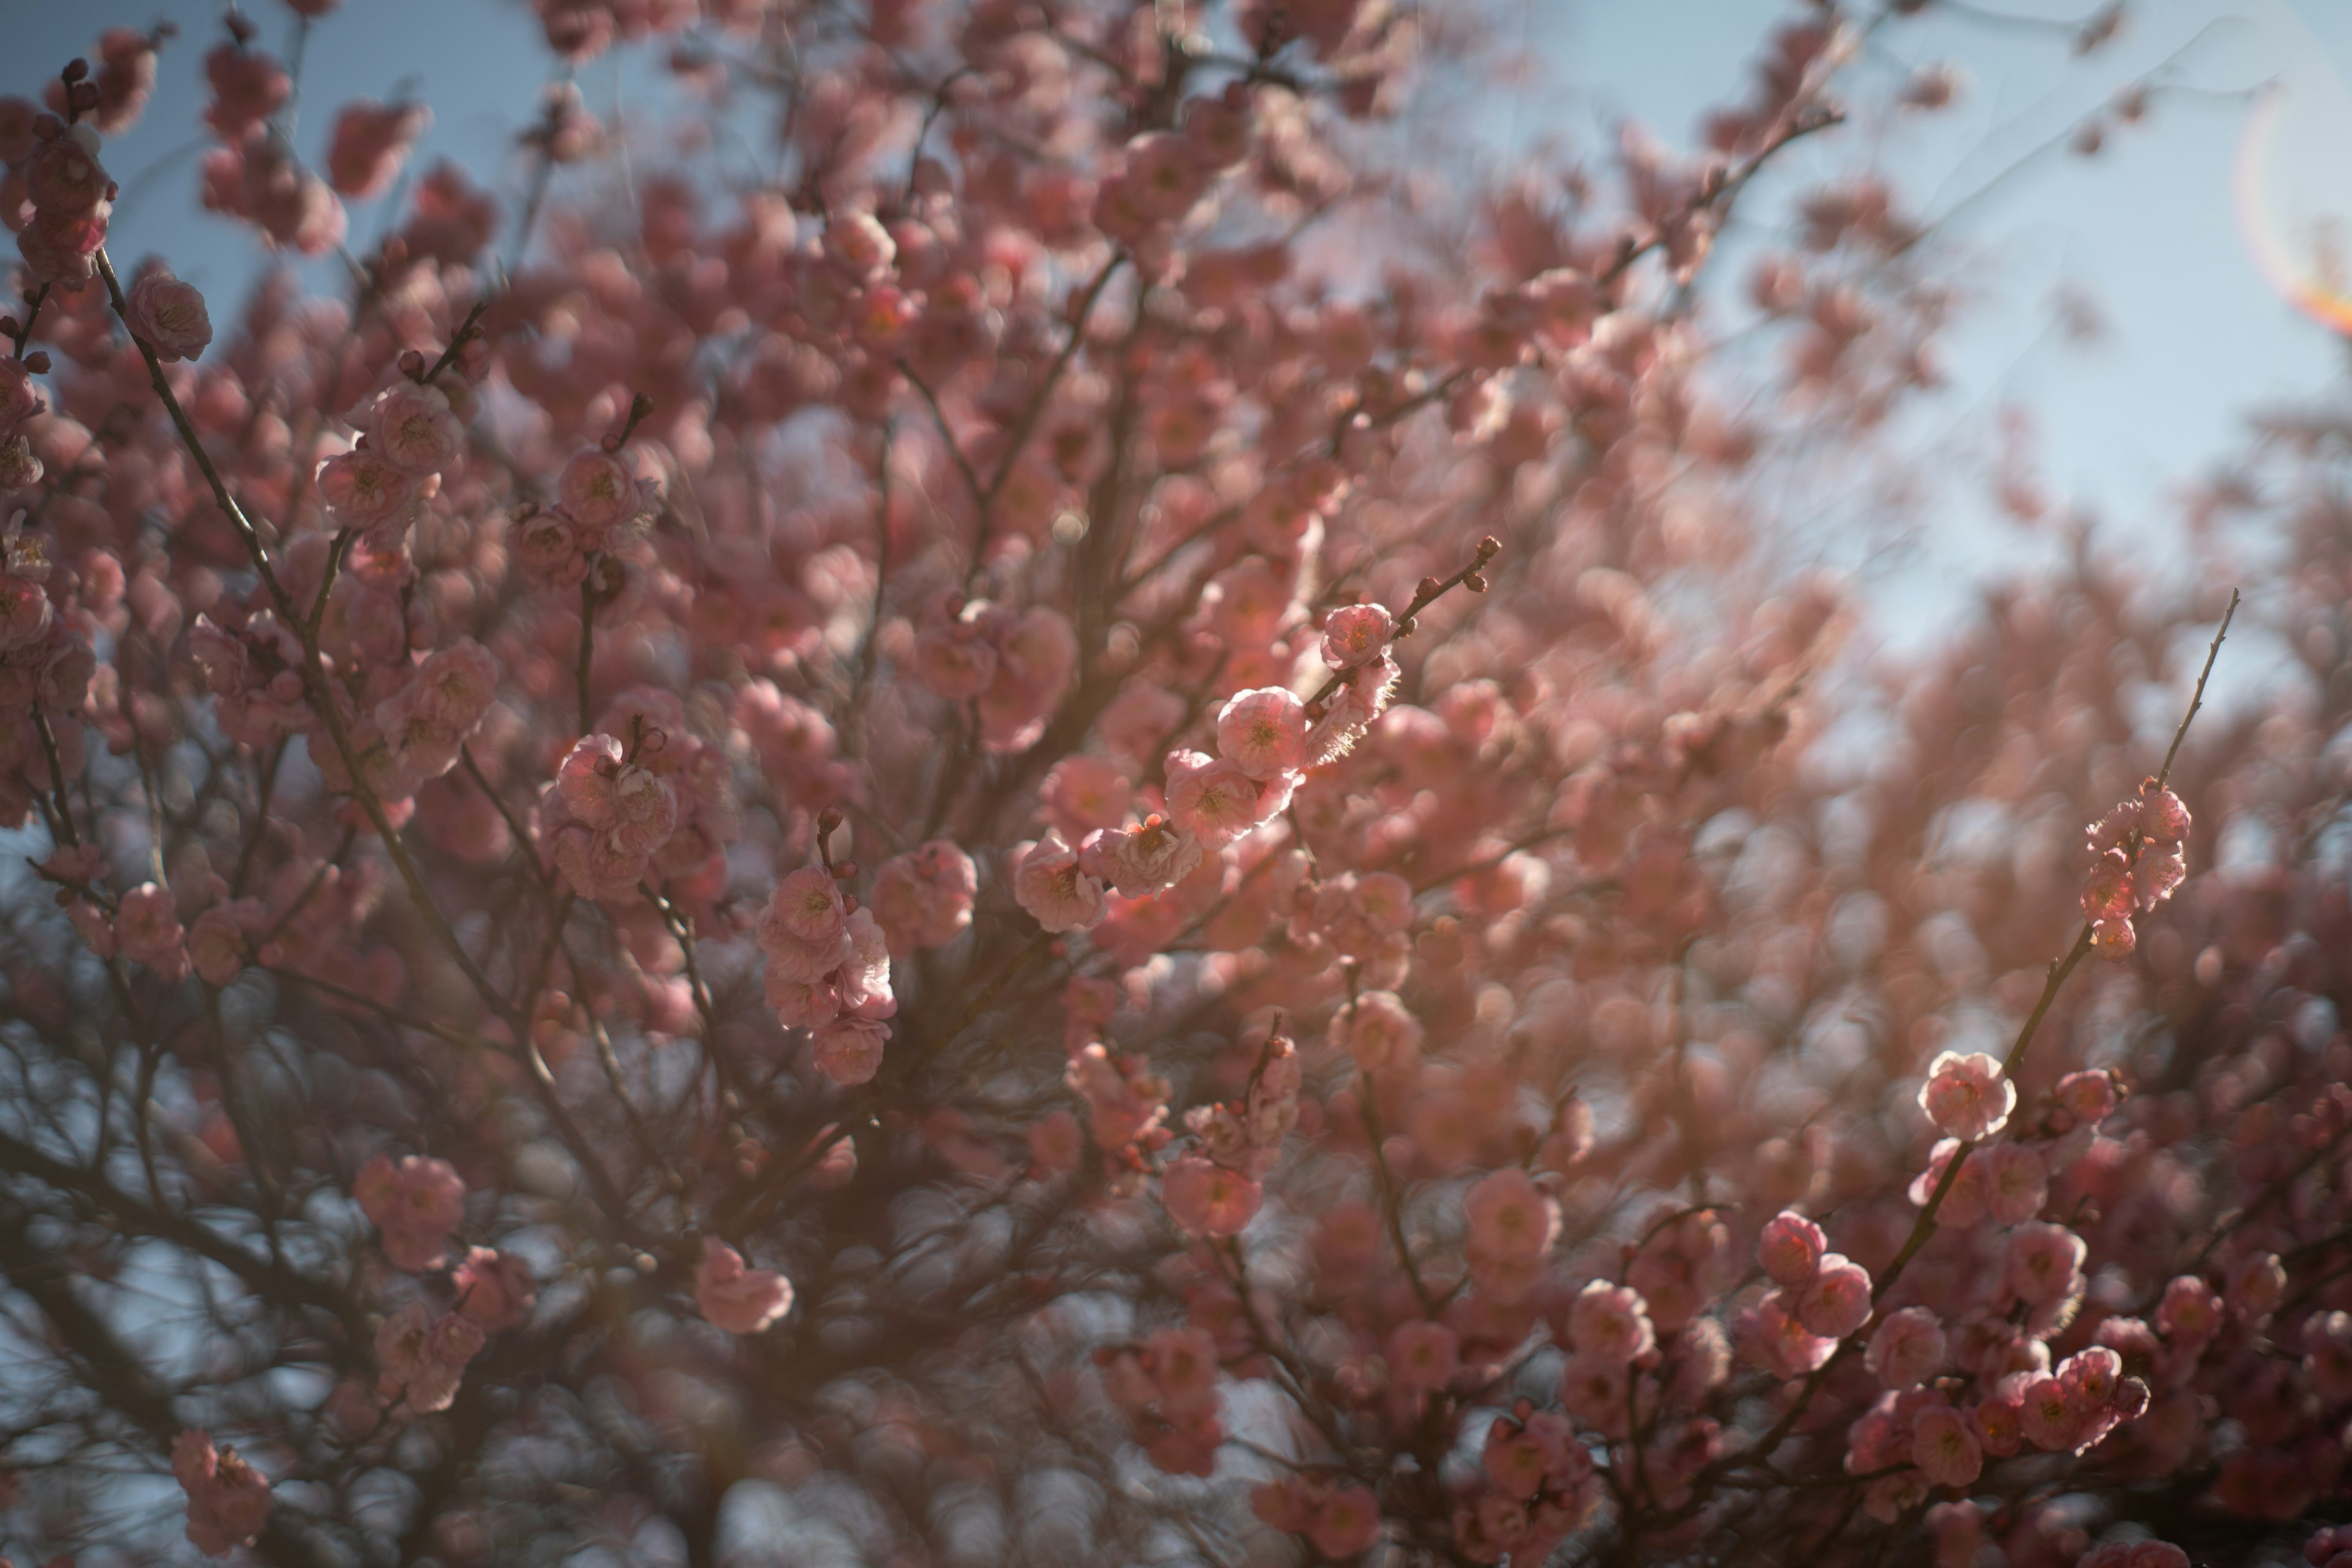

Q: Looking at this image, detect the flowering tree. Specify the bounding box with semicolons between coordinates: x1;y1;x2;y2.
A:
1;1;2350;1566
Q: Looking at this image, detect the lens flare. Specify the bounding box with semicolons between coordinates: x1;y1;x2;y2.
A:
2235;61;2352;334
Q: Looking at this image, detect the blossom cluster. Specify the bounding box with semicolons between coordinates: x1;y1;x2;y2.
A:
0;4;2343;1568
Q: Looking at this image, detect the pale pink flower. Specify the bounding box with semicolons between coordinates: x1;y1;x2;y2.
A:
2155;1275;2220;1343
870;842;978;949
1793;1253;1872;1339
1331;989;1423;1071
1387;1319;1460;1393
115;881;189;981
1567;1280;1656;1365
26;128;107;216
1558;1352;1632;1436
2017;1373;2081;1452
375;1300;485;1412
1866;1306;1946;1389
0;571;52;655
453;1246;537;1333
812;1014;888;1085
187;900;263;987
1079;816;1204;899
695;1236;793;1333
1215;686;1308;780
1757;1210;1825;1286
1909;1404;1983;1488
174;1428;273;1556
1144;1325;1223;1415
1164;749;1266;849
2005;1222;2087;1308
326;98;429;198
126;268;213;362
1321;602;1394;668
1306;1486;1382;1558
560;447;636;530
767;865;848;945
1011;828;1107;933
353;1152;467;1272
1918;1050;2015;1141
2053;1069;2120;1126
1983;1141;2048;1227
318;447;418;526
1161;1152;1263;1237
369;381;464;475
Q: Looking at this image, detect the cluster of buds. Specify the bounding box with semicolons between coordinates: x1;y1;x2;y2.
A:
1158;1023;1302;1238
1098;1326;1226;1477
0;509;91;722
9;64;115;287
2081;775;2192;958
1065;1039;1172;1190
514;413;663;589
1449;1408;1600;1562
318;376;471;554
755;821;897;1085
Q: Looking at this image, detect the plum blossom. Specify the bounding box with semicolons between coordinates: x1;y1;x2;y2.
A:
1918;1050;2015;1141
354;1153;467;1272
375;1300;486;1413
1757;1210;1825;1286
174;1429;273;1556
125;266;213;361
1161;1152;1262;1237
695;1237;793;1333
1011;828;1107;932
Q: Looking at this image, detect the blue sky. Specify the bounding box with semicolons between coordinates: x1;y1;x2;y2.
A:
19;0;2352;646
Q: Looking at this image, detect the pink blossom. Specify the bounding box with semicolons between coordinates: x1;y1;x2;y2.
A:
1909;1403;1982;1488
26;129;107;216
126;268;213;362
317;447;418;527
1011;829;1108;932
1983;1141;2048;1226
1793;1252;1872;1340
2018;1374;2082;1452
1215;686;1308;780
2054;1069;2120;1126
1757;1210;1825;1286
1164;748;1268;849
369;381;465;475
1331;989;1423;1071
187;900;262;986
2155;1275;2220;1343
114;881;189;981
1866;1306;1946;1389
1161;1152;1263;1237
812;1014;889;1085
695;1236;793;1333
1568;1280;1657;1364
865;842;973;949
1306;1485;1382;1558
353;1153;467;1272
1079;816;1205;899
1321;602;1394;668
1388;1319;1460;1393
2005;1222;2087;1307
326;98;429;198
560;448;637;530
375;1300;486;1412
174;1428;273;1556
1918;1050;2015;1141
452;1246;537;1333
